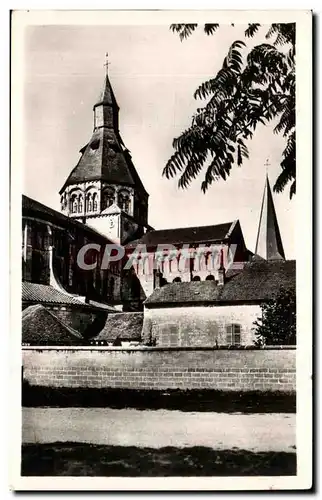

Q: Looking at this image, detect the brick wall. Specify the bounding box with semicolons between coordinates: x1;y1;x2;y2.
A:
22;346;296;393
142;305;261;347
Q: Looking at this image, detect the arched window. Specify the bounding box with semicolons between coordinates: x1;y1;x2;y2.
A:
118;191;130;213
102;188;115;210
118;192;124;210
124;196;130;213
60;196;64;211
192;275;201;281
86;192;93;212
173;277;182;283
70;194;78;214
206;274;215;281
78;194;83;213
226;324;241;346
93;193;98;212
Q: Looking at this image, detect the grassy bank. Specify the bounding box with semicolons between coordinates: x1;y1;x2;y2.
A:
22;384;296;413
21;443;296;477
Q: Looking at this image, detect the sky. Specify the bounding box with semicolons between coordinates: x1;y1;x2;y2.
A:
23;23;295;258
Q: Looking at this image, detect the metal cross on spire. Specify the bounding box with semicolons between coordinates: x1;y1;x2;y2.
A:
264;157;270;175
104;52;110;72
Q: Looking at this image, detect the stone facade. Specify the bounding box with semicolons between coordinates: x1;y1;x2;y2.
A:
124;220;253;310
142;304;261;347
22;196;122;306
61;181;147;245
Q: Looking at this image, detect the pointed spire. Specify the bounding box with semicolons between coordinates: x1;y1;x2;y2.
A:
60;57;148;198
255;174;285;260
94;53;119;111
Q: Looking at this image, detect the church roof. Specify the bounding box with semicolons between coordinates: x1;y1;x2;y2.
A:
22;282;117;312
22;282;84;306
144;259;295;307
60;128;147;193
91;312;143;344
255;175;285;260
22;195;112;243
22;304;83;346
126;221;236;248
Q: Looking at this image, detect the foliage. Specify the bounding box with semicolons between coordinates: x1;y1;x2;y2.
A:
253;287;296;346
165;23;295;198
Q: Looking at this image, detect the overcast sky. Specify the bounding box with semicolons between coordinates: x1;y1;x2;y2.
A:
23;23;295;258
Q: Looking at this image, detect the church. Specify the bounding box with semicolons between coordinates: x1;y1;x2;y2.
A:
22;60;295;347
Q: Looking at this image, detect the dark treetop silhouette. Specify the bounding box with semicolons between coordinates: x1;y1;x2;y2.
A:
164;23;295;198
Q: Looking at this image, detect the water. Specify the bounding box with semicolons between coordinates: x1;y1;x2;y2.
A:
22;407;296;452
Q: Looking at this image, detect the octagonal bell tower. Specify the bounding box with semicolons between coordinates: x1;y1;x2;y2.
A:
59;55;149;244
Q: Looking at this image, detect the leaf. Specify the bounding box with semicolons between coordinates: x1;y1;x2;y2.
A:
237;144;242;165
245;23;261;38
253;288;296;345
204;24;220;35
265;23;295;47
178;151;207;189
170;24;198;41
273;131;295;197
225;40;246;74
166;22;296;196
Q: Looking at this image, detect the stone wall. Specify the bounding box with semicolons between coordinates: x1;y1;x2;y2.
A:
22;210;121;303
142;304;261;347
22;346;296;393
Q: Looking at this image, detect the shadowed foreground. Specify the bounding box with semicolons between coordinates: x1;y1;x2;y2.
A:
21;443;296;477
22;386;296;413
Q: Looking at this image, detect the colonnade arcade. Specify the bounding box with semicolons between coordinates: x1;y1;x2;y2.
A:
61;184;132;217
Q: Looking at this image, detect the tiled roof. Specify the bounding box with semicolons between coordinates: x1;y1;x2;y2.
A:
87;300;117;312
126;221;235;248
22;305;83;346
22;282;85;306
22;282;117;312
64;128;133;186
92;312;143;343
144;260;296;306
22;195;112;243
61;130;148;196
